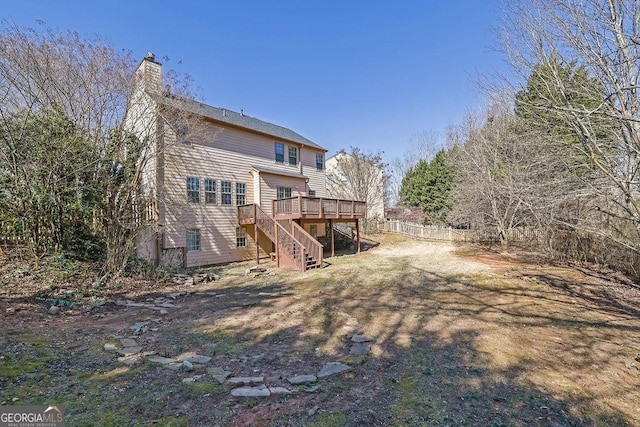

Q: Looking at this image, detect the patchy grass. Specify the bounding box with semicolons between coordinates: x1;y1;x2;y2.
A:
1;234;640;425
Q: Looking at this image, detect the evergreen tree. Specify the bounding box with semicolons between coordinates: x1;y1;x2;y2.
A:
0;107;98;255
399;149;453;222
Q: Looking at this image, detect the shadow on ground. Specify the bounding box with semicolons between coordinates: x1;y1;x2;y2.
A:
1;239;638;426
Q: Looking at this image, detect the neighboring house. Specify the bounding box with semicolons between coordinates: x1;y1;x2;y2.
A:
385;206;425;224
129;53;366;270
326;152;385;220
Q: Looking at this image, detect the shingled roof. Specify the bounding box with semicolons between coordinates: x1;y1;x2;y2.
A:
160;95;326;151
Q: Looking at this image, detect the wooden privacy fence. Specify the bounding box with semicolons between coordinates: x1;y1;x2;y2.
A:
377;219;471;241
376;220;545;243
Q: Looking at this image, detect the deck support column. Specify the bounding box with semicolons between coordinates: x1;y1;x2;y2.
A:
275;223;280;267
329;219;335;258
356;219;360;254
255;224;260;265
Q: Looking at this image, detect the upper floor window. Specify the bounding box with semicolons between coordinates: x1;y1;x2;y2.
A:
204;179;216;204
288;146;298;165
275;143;285;163
277;186;292;200
236;183;246;205
221;181;232;205
316;153;324;171
187;229;200;251
187;177;200;203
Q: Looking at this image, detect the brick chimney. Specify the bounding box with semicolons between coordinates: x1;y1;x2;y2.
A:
135;52;162;96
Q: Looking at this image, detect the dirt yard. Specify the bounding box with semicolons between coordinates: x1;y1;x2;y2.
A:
1;234;640;426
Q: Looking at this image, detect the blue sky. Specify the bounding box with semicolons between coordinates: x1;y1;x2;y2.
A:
4;0;509;161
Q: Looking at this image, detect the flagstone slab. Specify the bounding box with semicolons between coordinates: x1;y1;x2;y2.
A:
288;375;317;385
269;387;293;395
117;347;143;356
184;355;211;364
207;367;232;384
148;356;176;365
231;384;270;397
318;362;352;378
350;343;372;355
228;376;264;385
103;343;119;352
351;334;373;343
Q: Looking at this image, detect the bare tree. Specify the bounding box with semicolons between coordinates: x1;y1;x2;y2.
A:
326;147;387;219
501;0;640;250
448;93;582;246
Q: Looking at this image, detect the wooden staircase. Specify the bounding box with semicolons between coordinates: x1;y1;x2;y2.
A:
239;204;323;271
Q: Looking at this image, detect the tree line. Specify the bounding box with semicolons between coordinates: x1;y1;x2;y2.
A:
3;0;639;278
394;0;640;275
0;23;198;278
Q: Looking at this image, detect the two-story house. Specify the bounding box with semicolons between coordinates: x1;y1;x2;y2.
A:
130;53;366;271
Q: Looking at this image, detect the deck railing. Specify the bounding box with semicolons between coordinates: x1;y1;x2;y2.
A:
273;196;366;220
238;204;256;225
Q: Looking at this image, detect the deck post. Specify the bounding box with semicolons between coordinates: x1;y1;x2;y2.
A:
255;224;260;265
275;223;280;267
356;219;360;254
298;195;303;216
330;219;335;258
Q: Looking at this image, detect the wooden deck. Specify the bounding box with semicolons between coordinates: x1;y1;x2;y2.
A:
238;197;366;266
239;196;366;224
272;196;367;221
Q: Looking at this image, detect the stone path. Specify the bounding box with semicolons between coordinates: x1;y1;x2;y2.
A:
103;294;375;398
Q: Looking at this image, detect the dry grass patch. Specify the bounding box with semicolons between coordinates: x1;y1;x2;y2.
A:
1;234;639;425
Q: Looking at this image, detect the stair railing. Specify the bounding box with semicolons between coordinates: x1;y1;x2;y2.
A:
290;221;323;268
254;204;306;271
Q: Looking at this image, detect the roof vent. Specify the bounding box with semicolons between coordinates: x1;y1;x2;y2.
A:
240;109;244;116
145;52;155;61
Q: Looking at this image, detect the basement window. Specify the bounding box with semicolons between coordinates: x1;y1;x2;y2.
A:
236;227;247;247
187;229;200;252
